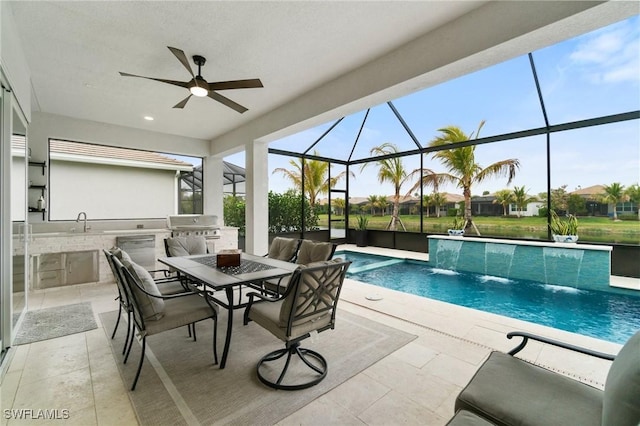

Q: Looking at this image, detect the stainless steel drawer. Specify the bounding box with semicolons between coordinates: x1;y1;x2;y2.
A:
38;253;64;271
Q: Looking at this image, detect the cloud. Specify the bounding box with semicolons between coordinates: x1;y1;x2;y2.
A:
568;18;640;85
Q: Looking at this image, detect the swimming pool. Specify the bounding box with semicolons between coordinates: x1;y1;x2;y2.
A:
336;251;640;344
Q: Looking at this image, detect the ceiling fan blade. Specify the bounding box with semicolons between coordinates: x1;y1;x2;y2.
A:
119;72;189;88
167;46;195;78
207;79;264;91
173;95;192;109
207;91;248;114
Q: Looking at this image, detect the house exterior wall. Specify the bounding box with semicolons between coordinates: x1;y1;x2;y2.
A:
50;160;177;220
509;202;541;217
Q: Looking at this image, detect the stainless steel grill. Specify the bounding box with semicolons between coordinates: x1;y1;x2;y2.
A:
167;215;221;239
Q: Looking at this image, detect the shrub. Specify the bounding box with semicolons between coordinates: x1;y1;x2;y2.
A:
268;190;319;233
223;195;246;234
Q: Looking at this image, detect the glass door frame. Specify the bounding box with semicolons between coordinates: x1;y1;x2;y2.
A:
1;77;11;366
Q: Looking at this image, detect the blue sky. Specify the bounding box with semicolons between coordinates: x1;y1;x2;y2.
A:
225;15;639;199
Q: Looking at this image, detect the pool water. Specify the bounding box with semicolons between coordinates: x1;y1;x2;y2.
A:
336;251;640;344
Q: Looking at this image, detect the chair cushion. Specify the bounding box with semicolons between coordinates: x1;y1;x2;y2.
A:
263;275;291;295
456;351;603;426
144;293;217;336
166;236;207;257
268;237;298;261
247;298;332;342
295;240;334;265
602;330;640;426
110;247;132;263
124;261;166;321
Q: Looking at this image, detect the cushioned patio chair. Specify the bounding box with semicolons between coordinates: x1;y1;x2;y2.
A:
243;258;351;390
263;239;336;296
113;256;219;391
103;248;187;354
452;330;640;426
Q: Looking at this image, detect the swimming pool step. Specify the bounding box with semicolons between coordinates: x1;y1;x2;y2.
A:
347;258;405;275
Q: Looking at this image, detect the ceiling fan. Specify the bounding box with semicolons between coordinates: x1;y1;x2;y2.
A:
119;46;263;113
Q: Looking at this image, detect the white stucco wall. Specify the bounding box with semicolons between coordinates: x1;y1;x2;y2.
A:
49;160;178;220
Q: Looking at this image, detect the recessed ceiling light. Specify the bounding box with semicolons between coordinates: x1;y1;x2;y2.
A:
144;116;154;121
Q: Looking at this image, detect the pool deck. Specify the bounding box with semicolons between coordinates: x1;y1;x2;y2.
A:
2;244;636;425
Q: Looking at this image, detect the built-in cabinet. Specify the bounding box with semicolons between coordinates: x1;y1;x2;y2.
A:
33;250;99;289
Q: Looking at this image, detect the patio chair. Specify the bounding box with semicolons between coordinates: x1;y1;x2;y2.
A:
103;248;187;354
113;256;219;391
263;239;337;296
164;235;209;290
243;258;351;390
452;330;640;426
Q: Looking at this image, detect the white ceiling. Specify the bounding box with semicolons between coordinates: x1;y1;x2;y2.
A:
8;1;638;151
8;1;486;141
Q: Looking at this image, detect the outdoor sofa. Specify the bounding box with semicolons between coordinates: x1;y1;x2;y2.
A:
447;330;640;426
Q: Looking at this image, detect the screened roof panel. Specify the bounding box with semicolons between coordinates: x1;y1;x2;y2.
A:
268;121;336;154
533;16;640;125
392;54;545;144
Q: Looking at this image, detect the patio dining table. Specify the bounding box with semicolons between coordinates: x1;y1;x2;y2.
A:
158;252;298;369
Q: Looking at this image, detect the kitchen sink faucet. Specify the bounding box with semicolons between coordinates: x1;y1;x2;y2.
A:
76;211;89;232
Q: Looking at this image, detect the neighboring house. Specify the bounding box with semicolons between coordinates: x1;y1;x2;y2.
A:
471;195;503;216
48;140;193;221
508;201;541;217
570;185;613;217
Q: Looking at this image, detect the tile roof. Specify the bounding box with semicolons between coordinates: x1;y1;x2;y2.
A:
49;139;193;167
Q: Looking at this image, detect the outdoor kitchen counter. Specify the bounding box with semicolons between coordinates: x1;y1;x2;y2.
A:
28;227;238;288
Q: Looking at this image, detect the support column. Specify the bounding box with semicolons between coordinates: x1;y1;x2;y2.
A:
203;155;224;223
245;141;269;255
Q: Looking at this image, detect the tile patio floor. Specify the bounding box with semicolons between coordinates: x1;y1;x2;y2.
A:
1;245;632;425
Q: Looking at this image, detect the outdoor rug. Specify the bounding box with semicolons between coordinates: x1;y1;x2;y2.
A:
101;307;416;425
14;302;97;345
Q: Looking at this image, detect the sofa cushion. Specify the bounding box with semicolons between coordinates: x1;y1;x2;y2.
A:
602;330;640;426
124;260;165;321
446;410;496;426
456;351;602;426
166;236;207;257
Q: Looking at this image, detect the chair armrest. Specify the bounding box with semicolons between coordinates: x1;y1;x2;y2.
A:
129;277;202;300
507;331;616;360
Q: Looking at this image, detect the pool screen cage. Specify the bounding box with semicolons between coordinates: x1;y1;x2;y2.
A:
266;52;639;251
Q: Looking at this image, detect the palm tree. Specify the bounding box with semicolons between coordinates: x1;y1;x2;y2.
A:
332;198;346;216
493;189;515;216
366;195;378;216
601;182;627;220
625;184;640;220
361;143;411;231
376;196;389;216
422;194;433;218
432;192;448;218
512;186;536;218
408;121;519;234
272;151;351;208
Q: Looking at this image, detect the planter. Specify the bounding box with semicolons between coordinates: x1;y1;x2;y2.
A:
355;230;368;247
448;229;465;236
553;235;579;243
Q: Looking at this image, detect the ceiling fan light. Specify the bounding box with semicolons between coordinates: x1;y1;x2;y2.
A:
189;85;208;97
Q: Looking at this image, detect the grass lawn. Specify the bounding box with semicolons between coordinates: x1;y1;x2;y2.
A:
319;214;640;244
